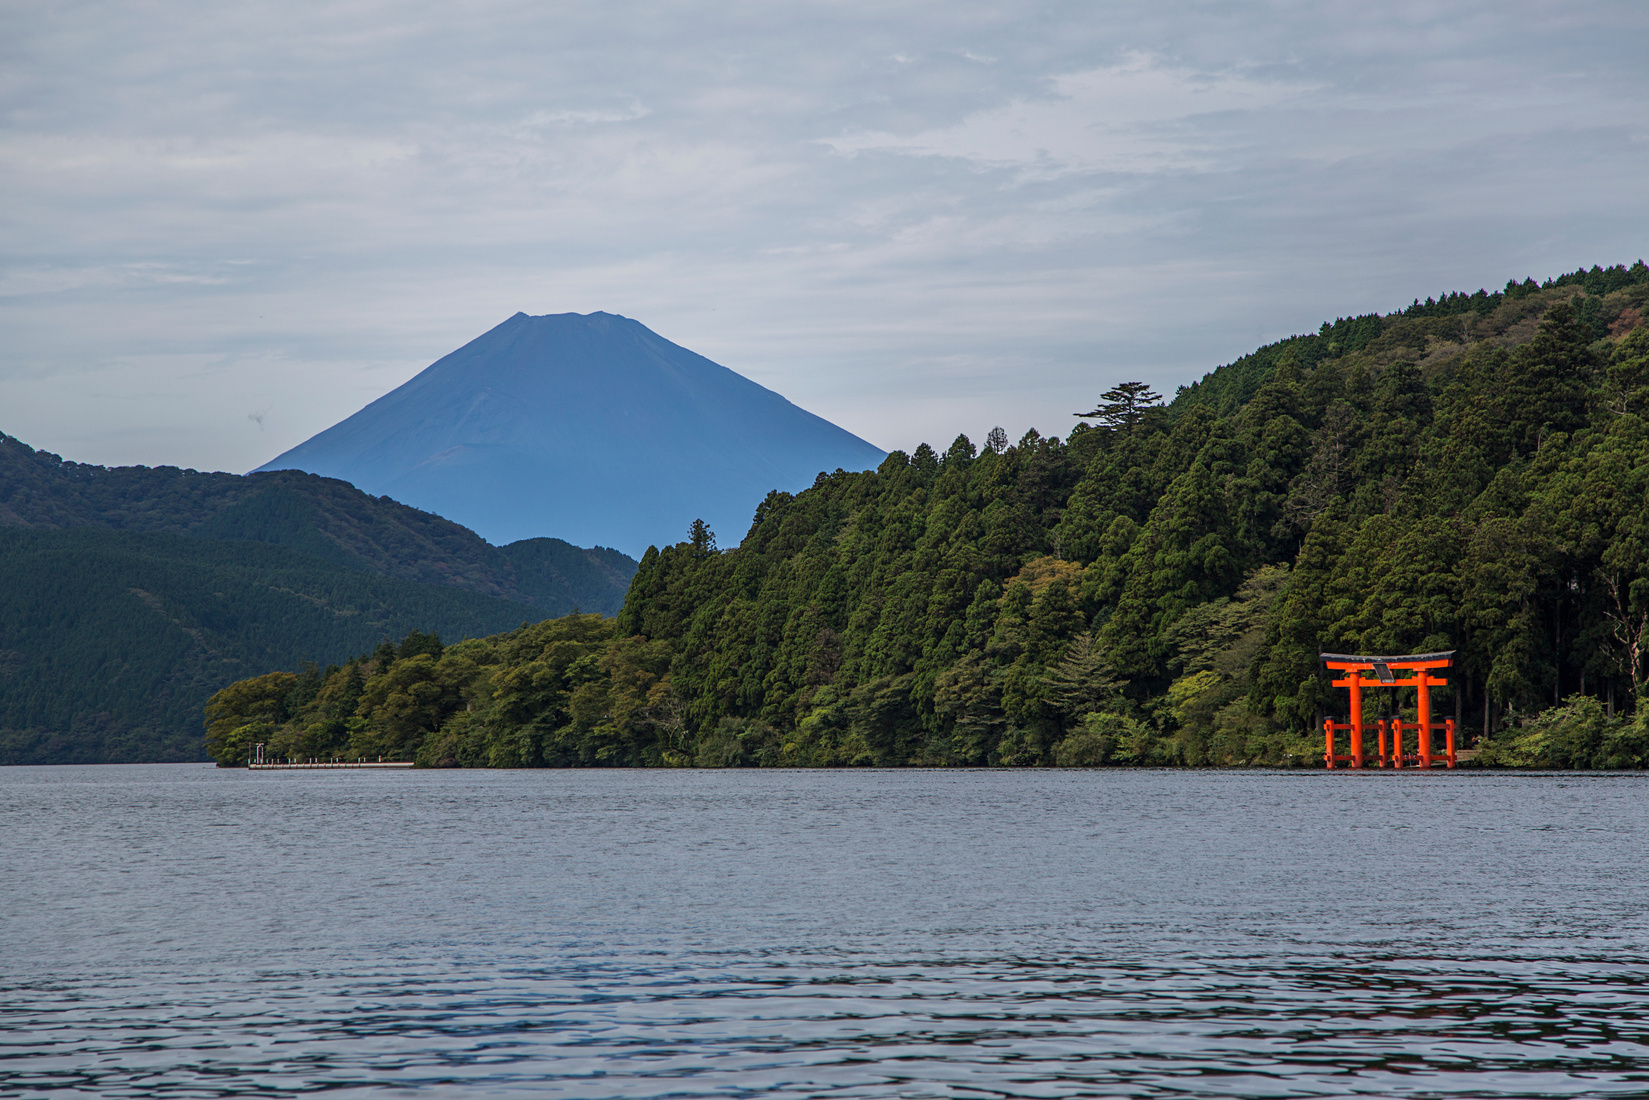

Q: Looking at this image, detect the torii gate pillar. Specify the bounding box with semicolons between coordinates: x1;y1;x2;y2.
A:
1347;669;1364;768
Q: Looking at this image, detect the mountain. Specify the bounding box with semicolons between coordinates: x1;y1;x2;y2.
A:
0;527;548;764
0;432;636;615
254;311;887;555
0;430;637;763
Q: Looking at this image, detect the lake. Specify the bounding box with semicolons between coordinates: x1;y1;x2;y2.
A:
3;765;1647;1097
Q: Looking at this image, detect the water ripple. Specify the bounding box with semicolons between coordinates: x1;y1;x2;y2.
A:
5;766;1649;1097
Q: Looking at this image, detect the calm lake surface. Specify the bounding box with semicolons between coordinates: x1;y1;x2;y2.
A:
3;765;1648;1098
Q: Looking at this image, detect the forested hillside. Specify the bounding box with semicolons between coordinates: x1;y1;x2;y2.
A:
0;435;636;614
0;528;547;764
209;264;1649;768
0;430;638;763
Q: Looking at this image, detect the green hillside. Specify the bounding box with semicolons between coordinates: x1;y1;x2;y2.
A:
0;528;544;764
498;538;639;617
210;262;1649;769
1173;263;1649;417
0;434;636;615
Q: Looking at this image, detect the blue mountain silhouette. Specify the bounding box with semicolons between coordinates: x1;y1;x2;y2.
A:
255;312;885;555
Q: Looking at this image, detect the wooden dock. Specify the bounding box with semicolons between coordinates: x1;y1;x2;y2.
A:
249;761;415;770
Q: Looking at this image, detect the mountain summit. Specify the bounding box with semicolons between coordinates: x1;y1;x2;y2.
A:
255;312;885;554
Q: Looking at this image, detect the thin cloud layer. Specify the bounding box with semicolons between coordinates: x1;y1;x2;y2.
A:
1;1;1646;474
825;55;1310;175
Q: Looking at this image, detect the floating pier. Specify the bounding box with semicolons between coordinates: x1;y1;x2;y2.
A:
249;744;413;769
249;761;414;770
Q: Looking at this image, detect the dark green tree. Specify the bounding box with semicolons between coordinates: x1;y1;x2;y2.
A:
1076;382;1163;429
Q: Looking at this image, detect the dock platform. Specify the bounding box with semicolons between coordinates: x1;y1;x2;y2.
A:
249;761;415;770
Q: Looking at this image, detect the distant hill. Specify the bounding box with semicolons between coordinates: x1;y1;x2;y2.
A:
255;311;887;555
0;527;545;764
0;431;638;763
0;432;636;615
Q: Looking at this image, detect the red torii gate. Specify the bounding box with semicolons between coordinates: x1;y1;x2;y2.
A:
1320;651;1457;769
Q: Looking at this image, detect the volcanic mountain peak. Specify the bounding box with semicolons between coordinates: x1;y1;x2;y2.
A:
257;312;885;555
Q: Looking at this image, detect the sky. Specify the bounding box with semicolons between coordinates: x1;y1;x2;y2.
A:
3;0;1648;473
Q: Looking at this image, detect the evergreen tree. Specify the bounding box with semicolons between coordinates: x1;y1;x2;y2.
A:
1076;382;1163;428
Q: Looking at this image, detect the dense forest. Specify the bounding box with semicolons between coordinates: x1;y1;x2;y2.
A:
0;434;637;614
209;263;1649;768
0;528;555;764
0;433;641;763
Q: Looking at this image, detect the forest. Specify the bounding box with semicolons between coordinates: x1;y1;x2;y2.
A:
0;433;645;763
0;528;550;764
206;264;1649;769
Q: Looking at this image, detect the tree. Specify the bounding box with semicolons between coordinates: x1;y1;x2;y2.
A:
1076;382;1163;429
204;671;298;766
1606;327;1649;413
1279;401;1355;541
1040;631;1122;724
396;629;444;661
1503;301;1596;454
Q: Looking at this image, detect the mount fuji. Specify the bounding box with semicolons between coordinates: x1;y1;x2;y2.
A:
255;312;885;556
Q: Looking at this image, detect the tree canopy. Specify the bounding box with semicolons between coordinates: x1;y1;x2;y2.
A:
207;265;1649;768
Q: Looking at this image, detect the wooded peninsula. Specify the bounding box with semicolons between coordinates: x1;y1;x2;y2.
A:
207;264;1649;769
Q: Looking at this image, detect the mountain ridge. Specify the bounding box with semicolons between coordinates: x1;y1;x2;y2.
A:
255;311;887;555
0;431;636;615
0;427;640;763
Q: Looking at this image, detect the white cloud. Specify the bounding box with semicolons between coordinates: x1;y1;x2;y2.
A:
824;54;1310;175
0;1;1646;474
0;263;239;297
515;105;652;129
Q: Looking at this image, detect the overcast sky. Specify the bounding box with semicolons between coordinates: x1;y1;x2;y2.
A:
3;1;1647;472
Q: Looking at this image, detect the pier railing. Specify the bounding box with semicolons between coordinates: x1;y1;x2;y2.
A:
248;744;413;769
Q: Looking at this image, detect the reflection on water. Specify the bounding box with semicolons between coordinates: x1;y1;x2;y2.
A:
4;766;1648;1097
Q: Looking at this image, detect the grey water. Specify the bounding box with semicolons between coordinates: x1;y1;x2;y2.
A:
3;766;1648;1098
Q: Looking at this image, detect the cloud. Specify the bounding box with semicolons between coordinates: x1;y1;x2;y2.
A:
0;1;1646;477
824;53;1310;176
0;263;240;297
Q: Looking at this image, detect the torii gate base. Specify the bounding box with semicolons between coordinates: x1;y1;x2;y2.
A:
1320;651;1457;770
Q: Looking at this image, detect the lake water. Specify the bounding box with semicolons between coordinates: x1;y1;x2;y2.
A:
3;765;1648;1098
